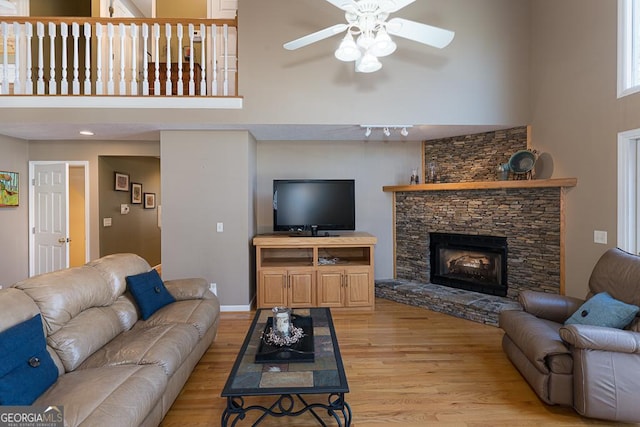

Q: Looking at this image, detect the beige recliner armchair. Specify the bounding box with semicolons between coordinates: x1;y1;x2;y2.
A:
499;248;640;423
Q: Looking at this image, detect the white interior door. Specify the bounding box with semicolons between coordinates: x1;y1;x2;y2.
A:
30;162;69;275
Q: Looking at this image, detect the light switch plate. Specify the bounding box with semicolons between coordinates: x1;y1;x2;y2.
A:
594;230;608;244
103;217;112;227
217;222;223;232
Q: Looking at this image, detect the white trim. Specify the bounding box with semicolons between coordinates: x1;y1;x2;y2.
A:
618;129;640;252
0;96;243;109
220;305;251;312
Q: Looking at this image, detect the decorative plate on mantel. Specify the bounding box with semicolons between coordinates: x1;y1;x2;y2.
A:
508;150;537;174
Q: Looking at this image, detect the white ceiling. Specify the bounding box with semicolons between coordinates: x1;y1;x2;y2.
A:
0;121;512;143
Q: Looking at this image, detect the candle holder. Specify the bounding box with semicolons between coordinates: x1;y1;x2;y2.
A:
261;307;305;347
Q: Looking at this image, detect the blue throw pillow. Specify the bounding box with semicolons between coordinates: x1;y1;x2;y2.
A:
126;269;176;320
565;292;640;329
0;314;58;405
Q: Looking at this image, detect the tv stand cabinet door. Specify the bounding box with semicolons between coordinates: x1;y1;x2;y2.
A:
288;269;316;307
317;270;345;307
258;270;287;308
345;267;373;307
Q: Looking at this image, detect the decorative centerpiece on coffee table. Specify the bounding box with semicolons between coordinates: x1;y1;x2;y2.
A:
255;307;314;363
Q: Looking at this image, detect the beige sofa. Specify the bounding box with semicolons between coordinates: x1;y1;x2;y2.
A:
0;253;220;426
499;248;640;423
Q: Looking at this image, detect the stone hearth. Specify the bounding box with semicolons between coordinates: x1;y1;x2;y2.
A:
375;279;521;327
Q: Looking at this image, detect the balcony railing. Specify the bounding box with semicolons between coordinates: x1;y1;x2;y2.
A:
0;17;237;97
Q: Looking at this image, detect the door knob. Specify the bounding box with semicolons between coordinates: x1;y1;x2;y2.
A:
58;238;66;243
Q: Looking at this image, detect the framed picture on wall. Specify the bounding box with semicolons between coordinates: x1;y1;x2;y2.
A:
115;172;129;191
0;171;19;207
131;183;142;204
144;193;156;209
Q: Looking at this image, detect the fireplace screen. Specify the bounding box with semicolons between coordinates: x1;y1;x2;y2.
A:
430;233;508;296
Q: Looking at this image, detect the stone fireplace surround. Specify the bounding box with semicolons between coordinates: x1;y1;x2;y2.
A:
376;127;575;326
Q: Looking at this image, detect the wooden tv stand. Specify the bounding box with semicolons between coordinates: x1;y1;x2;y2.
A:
253;232;377;311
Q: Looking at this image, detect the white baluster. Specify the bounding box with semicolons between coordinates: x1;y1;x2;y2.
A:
72;23;80;94
165;23;171;96
118;23;126;95
60;23;68;95
142;23;149;96
1;22;8;94
48;22;56;94
199;23;206;96
84;23;92;95
153;23;160;95
36;22;44;94
107;23;114;95
130;23;138;95
95;23;103;95
212;24;217;96
13;23;21;94
223;24;228;96
177;23;183;96
25;22;32;94
187;23;194;96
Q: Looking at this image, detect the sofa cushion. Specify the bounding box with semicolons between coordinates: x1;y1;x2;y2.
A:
126;269;176;320
79;323;200;376
135;298;220;338
87;253;151;301
34;364;167;427
0;314;58;405
565;292;639;329
13;266;114;335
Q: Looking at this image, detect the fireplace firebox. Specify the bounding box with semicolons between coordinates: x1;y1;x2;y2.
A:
429;233;508;297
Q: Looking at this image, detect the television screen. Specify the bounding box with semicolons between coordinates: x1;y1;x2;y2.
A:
273;179;355;235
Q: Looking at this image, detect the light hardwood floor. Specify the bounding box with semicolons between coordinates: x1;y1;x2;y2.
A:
161;299;634;426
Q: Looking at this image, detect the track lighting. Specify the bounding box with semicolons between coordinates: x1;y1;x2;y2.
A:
360;125;413;138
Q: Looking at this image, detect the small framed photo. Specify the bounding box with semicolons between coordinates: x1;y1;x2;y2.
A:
131;183;142;204
115;172;129;191
144;193;156;209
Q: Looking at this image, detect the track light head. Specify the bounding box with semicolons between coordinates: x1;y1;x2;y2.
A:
400;127;408;137
364;127;372;137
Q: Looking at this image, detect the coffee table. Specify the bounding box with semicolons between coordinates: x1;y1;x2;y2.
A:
221;307;351;426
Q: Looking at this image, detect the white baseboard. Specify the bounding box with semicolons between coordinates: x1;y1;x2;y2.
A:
220;304;252;312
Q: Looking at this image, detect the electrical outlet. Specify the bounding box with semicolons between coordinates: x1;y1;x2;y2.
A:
216;222;223;232
209;283;217;296
594;230;608;244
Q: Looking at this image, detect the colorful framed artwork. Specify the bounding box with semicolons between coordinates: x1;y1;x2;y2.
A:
131;183;142;204
144;193;156;209
0;171;19;207
115;172;129;191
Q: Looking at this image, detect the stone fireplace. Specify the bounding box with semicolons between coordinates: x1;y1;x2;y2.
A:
429;232;508;297
376;126;577;326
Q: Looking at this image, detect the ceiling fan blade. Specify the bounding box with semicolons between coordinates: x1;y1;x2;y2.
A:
324;0;359;12
283;24;348;50
379;0;416;13
386;17;455;49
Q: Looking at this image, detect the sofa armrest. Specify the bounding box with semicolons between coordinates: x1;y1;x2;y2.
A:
164;278;215;301
519;290;584;323
560;324;640;354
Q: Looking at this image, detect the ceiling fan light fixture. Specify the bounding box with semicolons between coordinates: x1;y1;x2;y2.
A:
356;33;375;50
335;32;361;62
355;52;382;73
370;28;396;57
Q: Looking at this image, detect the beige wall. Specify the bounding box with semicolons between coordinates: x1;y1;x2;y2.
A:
530;0;640;297
156;0;206;18
257;140;422;279
0;135;29;287
69;166;86;267
160;130;256;307
98;156;161;266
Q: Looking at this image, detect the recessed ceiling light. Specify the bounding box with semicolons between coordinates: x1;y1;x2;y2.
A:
79;130;94;136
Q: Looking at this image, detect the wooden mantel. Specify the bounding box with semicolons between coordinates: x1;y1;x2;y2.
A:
383;178;577;193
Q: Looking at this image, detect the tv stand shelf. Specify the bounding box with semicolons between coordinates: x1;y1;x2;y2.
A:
253;232;377;311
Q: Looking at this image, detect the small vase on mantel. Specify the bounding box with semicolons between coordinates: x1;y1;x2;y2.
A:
426;157;439;183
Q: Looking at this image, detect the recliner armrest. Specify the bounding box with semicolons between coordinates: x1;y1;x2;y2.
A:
560;324;640;353
163;278;215;301
519;290;584;323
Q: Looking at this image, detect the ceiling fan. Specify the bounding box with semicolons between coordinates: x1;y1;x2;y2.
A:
283;0;455;73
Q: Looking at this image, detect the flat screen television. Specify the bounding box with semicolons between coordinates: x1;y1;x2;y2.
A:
273;179;355;236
